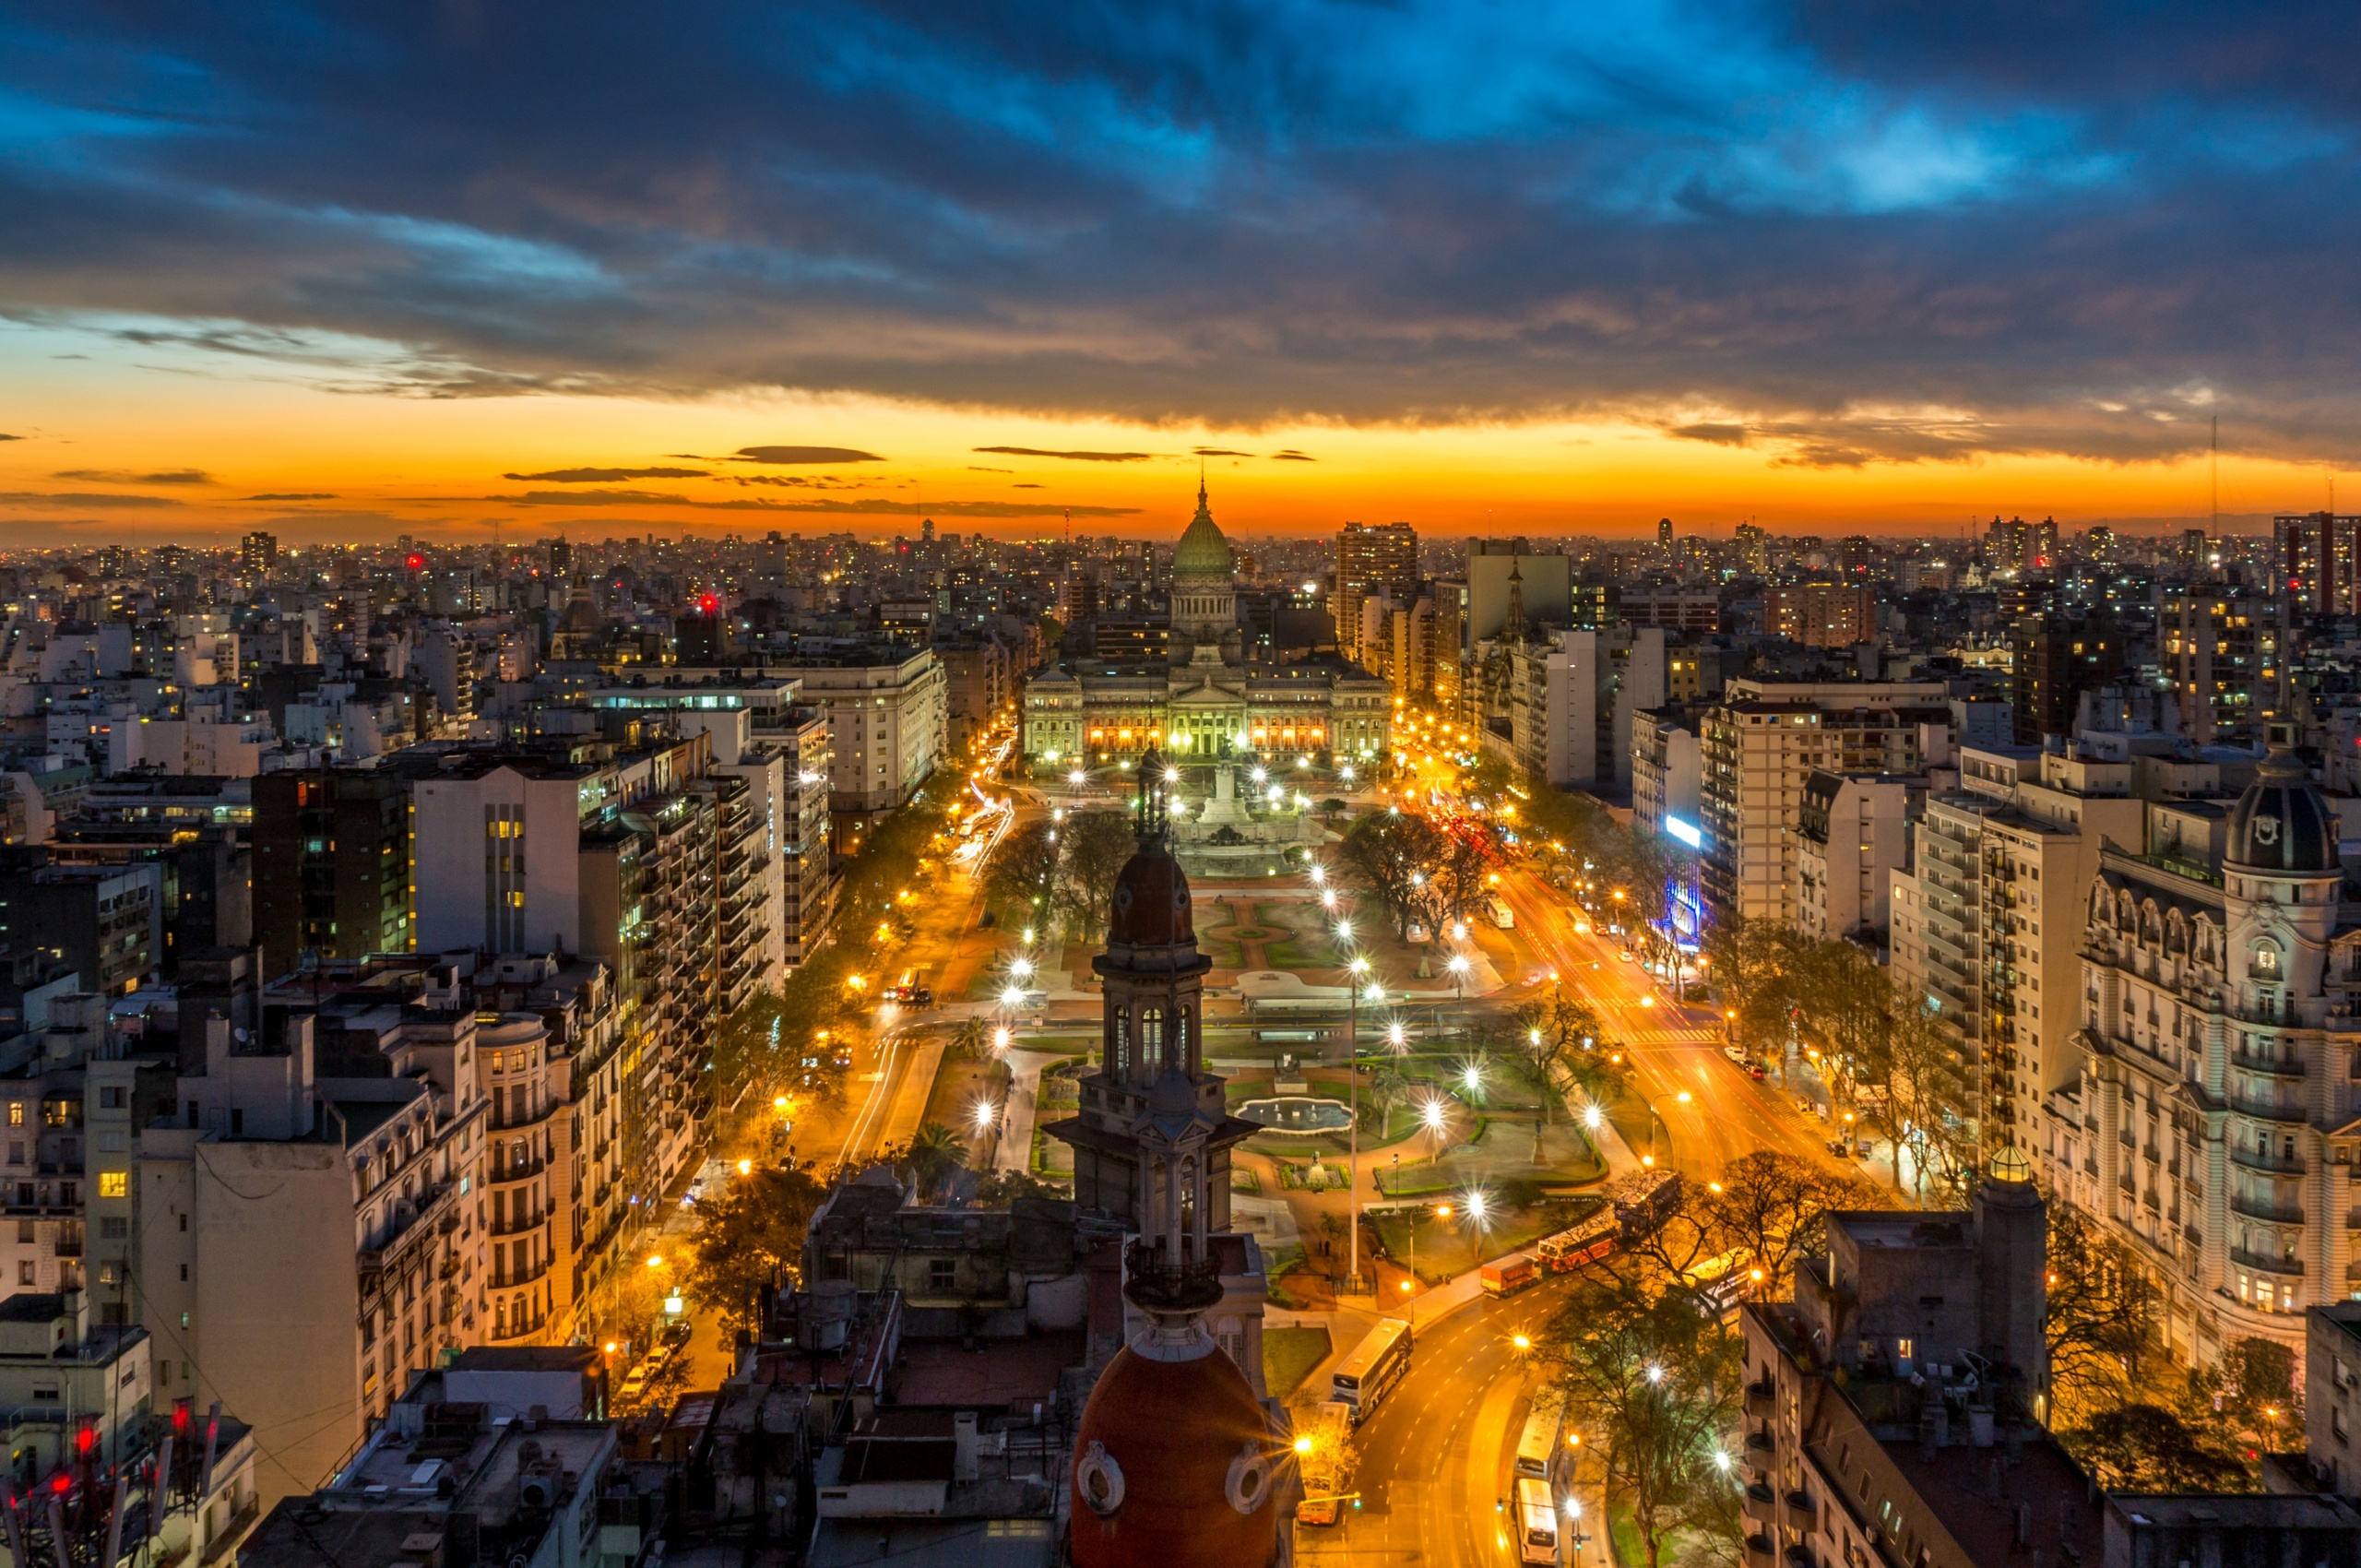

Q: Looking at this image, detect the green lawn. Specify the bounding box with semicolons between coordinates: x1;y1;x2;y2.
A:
1262;1325;1332;1399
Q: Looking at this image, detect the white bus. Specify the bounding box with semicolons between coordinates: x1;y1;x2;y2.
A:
1516;1476;1560;1565
1331;1317;1413;1425
1513;1391;1569;1489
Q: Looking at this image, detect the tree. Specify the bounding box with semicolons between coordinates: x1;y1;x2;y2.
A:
2043;1196;2162;1425
1540;1275;1743;1568
1691;1152;1887;1292
949;1016;989;1061
679;1162;829;1336
1336;810;1446;938
2063;1404;2250;1491
1053;810;1137;938
1512;984;1619;1112
974;1169;1064;1206
2212;1336;2302;1452
1877;1001;1977;1204
1428;826;1492;928
982;820;1059;925
900;1121;968;1202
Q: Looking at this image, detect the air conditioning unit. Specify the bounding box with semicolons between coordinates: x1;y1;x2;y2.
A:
517;1467;558;1511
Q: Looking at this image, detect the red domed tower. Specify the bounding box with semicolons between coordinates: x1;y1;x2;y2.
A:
1048;751;1294;1568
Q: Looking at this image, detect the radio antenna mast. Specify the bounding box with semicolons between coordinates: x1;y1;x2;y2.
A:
2211;415;2219;531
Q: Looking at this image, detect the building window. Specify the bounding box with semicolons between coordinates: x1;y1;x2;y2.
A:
98;1172;126;1199
929;1258;956;1293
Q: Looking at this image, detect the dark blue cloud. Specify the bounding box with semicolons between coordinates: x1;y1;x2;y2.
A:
0;2;2356;461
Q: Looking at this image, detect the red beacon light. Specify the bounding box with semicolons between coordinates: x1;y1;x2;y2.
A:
405;552;425;572
699;594;719;615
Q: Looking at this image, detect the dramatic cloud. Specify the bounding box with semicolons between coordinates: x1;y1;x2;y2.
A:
0;492;182;507
1269;451;1316;462
730;446;884;465
6;3;2361;461
485;488;1130;517
245;492;338;500
502;467;709;481
1192;447;1253;457
53;468;210;484
975;447;1155;462
0;435;20;443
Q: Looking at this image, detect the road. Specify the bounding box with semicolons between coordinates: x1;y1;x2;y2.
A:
1491;861;1844;1180
1297;1279;1584;1568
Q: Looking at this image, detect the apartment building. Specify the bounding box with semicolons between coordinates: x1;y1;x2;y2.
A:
1631;709;1702;837
2161;587;2282;745
1698;680;1953;924
2035;733;2361;1369
1768;582;1876;647
775;647;948;820
1333;522;1418;664
1891;740;2146;1146
1617;590;1720;633
252;766;412;972
1793;770;1924;944
1504;625;1667;791
137;970;489;1509
1739;1158;2060;1568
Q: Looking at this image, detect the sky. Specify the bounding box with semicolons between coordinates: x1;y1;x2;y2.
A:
4;0;2360;545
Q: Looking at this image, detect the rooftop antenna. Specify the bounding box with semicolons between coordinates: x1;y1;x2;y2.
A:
2210;415;2219;532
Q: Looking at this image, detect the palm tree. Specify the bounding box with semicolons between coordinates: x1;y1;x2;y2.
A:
950;1016;988;1061
903;1122;967;1202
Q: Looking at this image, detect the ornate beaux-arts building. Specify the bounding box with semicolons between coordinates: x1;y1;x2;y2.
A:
1020;484;1393;771
2043;724;2361;1363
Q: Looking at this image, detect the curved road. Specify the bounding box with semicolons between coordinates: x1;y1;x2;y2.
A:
1297;1278;1584;1568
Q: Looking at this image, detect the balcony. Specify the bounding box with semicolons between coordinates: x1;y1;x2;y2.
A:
1744;1378;1775;1417
2230;1193;2306;1226
2230;1142;2306;1176
491;1254;552;1290
2229;1246;2304;1277
2227;1092;2308;1124
1742;1483;1775;1525
2230;1050;2308;1080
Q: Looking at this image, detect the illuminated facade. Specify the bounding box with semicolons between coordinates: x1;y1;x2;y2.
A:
1021;488;1392;770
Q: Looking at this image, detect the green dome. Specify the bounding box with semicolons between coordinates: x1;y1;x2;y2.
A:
1172;483;1232;578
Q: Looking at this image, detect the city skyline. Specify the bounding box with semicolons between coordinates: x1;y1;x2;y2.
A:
11;4;2361;541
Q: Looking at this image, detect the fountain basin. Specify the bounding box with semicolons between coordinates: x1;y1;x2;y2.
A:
1237;1096;1353;1134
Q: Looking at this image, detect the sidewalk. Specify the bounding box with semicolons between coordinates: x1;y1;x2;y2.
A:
991;1047;1059;1173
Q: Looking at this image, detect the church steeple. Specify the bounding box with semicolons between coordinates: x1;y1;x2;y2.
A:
1504;558;1525;646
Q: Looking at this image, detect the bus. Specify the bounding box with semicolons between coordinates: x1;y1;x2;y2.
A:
1331;1318;1413;1425
1513;1391;1568;1488
1608;1170;1681;1239
1515;1476;1560;1565
1488;898;1516;930
1681;1249;1747;1316
1481;1255;1538;1297
1536;1208;1619;1273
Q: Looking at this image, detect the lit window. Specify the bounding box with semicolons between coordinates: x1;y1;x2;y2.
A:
98;1172;126;1199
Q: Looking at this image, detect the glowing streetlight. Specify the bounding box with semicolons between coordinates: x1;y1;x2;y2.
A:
1011;957;1034;979
1582;1104;1602;1130
1335;920;1354;942
737;1158;753;1175
1068;769;1086;784
973;1100;997;1133
1309;864;1324;884
1001;985;1025;1008
1388;1021;1406;1050
1644;1363;1664;1384
1321;889;1337;909
992;1026;1011;1050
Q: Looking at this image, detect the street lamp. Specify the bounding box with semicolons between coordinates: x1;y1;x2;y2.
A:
1347;953;1372;1293
1447;954;1469;999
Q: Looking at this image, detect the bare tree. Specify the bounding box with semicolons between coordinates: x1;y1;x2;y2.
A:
1053;810;1138;938
1336;810;1446;939
1539;1274;1743;1568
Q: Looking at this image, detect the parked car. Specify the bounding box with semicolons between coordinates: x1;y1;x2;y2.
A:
1720;1044;1747;1064
1749;1063;1767;1080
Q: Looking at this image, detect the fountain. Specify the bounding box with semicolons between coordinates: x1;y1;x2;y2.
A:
1237;1096;1354;1134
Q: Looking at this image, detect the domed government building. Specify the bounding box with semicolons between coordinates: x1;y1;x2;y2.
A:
1020;482;1393;772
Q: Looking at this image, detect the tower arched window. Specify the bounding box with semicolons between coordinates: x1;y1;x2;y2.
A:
1142;1008;1164;1070
1111;1007;1130;1077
